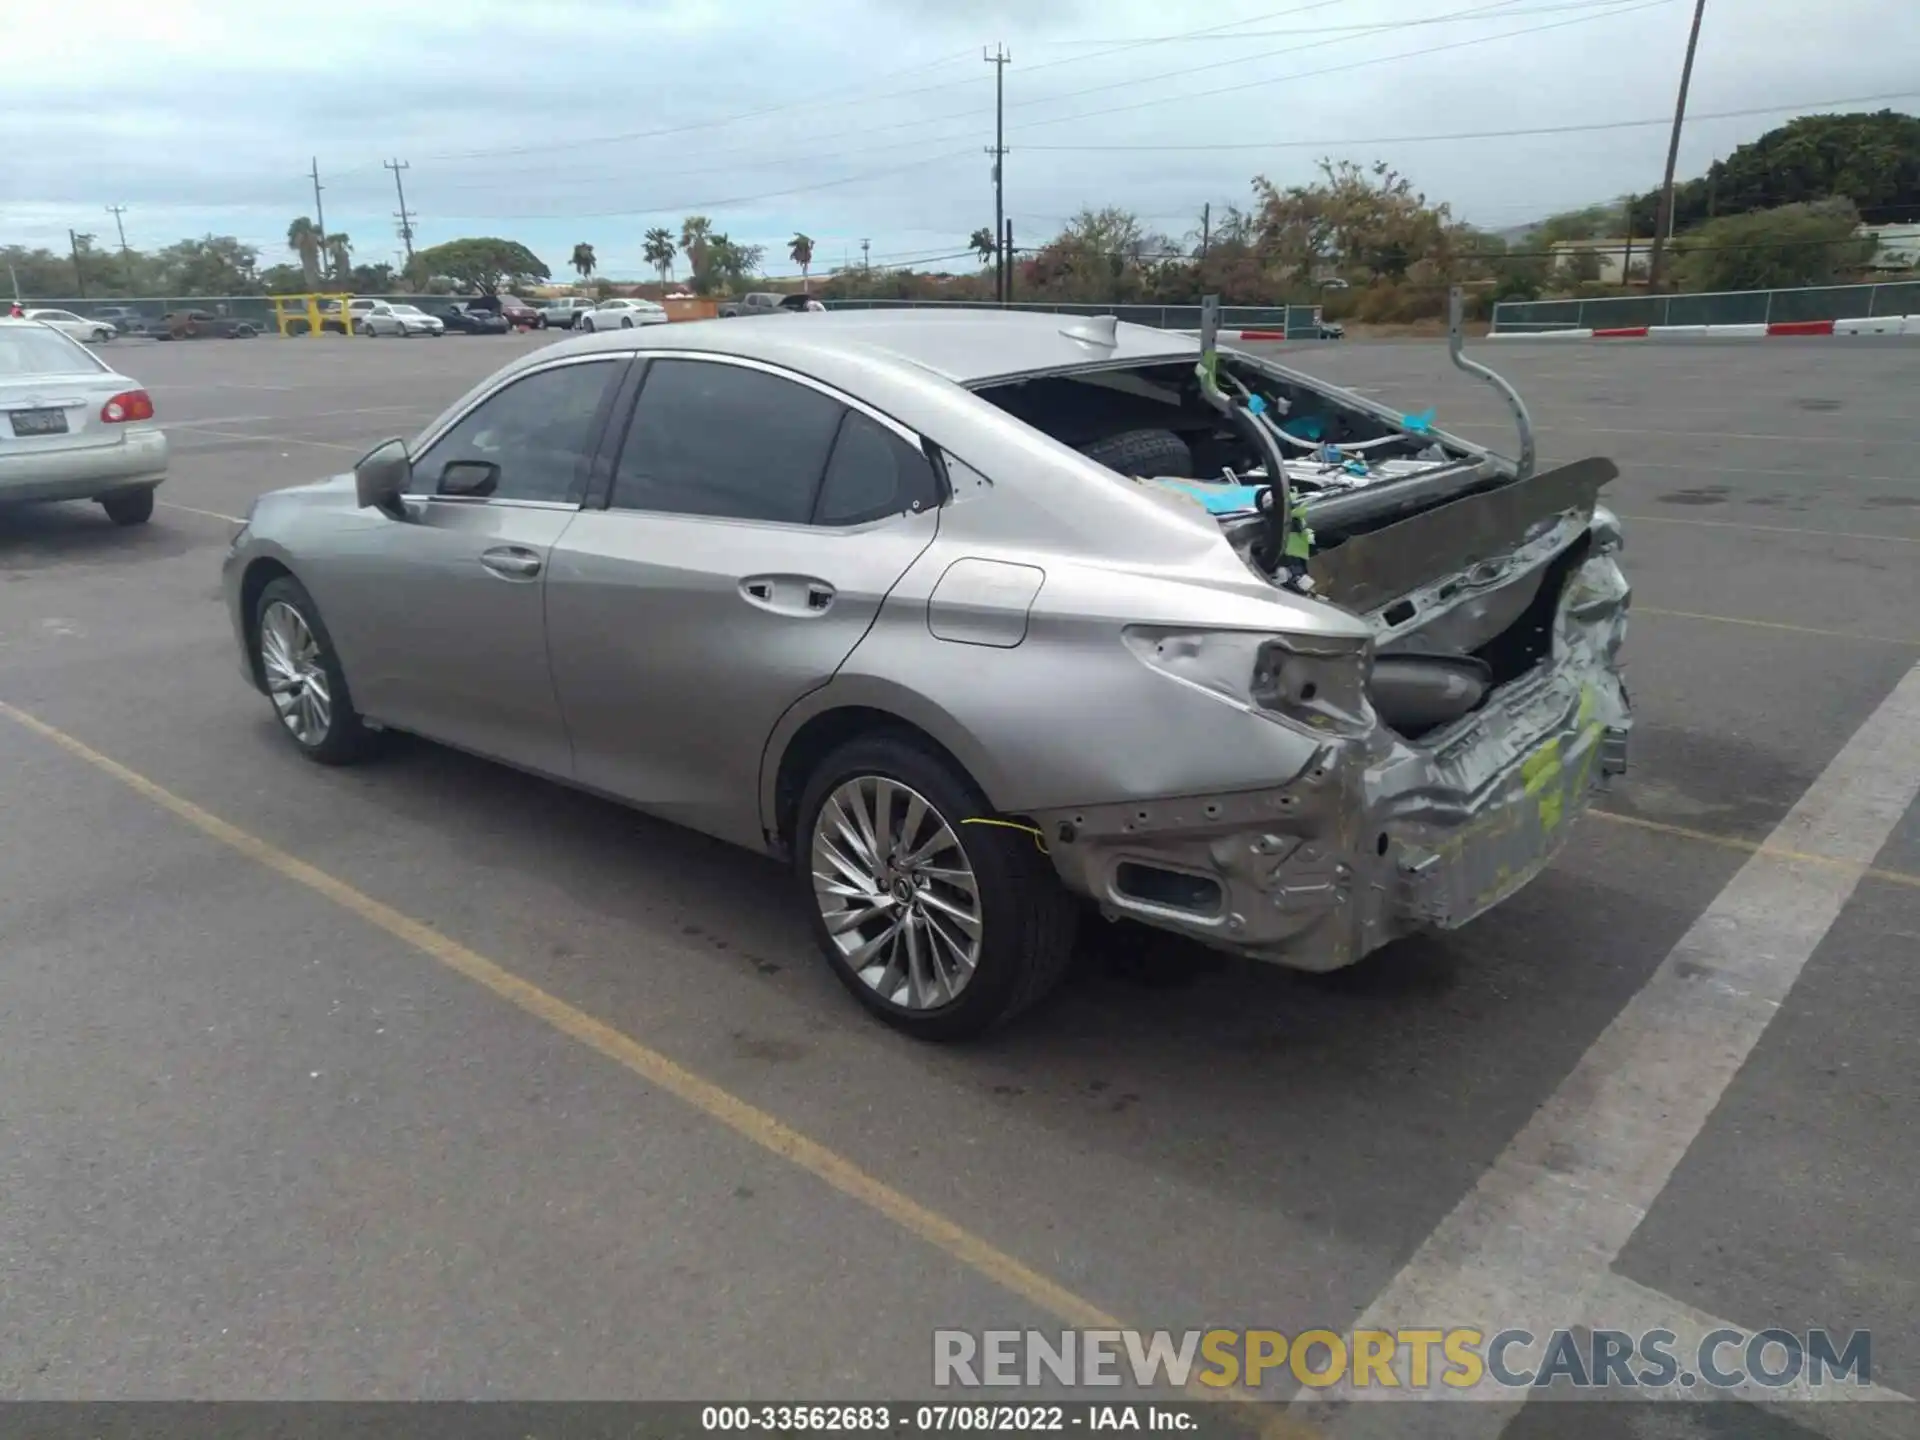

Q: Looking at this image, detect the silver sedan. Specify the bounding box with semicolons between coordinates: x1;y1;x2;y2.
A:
222;310;1631;1038
1;319;167;523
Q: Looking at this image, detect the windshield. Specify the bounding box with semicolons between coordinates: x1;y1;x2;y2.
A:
0;326;107;375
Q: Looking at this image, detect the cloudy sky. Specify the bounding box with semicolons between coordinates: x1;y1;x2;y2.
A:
3;0;1915;280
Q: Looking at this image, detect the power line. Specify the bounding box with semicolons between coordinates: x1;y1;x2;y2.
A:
401;3;1351;169
1010;0;1678;135
416;48;980;163
372;0;1675;208
1015;90;1920;151
1032;0;1659;43
467;150;977;222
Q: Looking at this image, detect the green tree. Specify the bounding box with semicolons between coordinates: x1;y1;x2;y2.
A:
968;227;998;265
679;215;713;285
286;217;323;288
153;235;262;295
789;232;814;290
349;261;396;293
570;242;596;282
412;237;551;295
325;233;352;284
1671;200;1876;291
699;233;763;294
643;227;676;285
1629;110;1920;234
1252;159;1451;283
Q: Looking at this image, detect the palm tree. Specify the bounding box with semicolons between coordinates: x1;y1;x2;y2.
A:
287;216;322;289
325;233;352;284
679;215;712;284
643;227;676;287
789;232;815;292
969;227;998;266
570;243;596;282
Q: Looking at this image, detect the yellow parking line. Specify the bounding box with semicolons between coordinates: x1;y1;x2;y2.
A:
0;699;1298;1432
1592;810;1920;890
1635;606;1919;647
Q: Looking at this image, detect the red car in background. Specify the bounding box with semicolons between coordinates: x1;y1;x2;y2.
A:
467;294;543;328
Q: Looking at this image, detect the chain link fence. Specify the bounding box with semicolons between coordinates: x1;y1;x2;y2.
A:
1491;281;1920;333
22;293;1327;337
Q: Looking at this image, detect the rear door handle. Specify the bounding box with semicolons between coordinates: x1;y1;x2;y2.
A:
479;546;542;579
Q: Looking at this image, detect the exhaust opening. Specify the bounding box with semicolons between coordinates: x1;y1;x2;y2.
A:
1113;862;1224;917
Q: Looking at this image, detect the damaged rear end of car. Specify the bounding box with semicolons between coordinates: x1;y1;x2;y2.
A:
974;296;1631;971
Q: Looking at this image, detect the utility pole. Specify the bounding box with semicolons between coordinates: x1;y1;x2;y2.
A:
1200;202;1212;261
68;229;88;299
1003;220;1013;301
385;159;416;264
310;157;329;248
106;205;136;291
984;43;1010;303
1646;0;1707;291
860;238;871;270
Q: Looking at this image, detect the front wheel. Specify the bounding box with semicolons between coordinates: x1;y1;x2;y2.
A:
251;577;373;765
796;735;1077;1040
92;327;113;343
620;315;633;329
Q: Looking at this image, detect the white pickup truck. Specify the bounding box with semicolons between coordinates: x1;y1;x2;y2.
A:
537;296;599;329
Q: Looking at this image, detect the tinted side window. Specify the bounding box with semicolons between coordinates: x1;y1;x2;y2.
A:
609;359;843;524
814;411;941;526
414;359;617;503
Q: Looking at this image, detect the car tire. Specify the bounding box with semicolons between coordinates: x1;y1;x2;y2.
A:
620;316;633;329
92;327;113;343
796;733;1078;1041
251;576;374;766
99;487;154;526
356;321;373;337
1075;427;1195;478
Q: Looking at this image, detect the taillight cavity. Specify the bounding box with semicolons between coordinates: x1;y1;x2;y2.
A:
101;389;155;423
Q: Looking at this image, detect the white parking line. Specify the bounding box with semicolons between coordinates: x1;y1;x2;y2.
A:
1578;1271;1915;1433
1294;661;1920;1435
156;500;245;524
167;424;363;453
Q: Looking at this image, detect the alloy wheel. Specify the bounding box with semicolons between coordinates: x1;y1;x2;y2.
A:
811;776;983;1010
258;600;333;746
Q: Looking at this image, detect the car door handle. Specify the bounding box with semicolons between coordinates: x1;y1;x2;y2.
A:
479;546;542;579
740;575;836;616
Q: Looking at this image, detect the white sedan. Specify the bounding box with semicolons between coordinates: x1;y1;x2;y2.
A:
25;309;117;344
0;318;168;523
577;298;669;332
355;302;445;338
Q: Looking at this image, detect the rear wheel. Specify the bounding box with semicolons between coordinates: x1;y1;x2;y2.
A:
251;577;373;766
620;315;634;329
99;487;154;525
797;735;1077;1040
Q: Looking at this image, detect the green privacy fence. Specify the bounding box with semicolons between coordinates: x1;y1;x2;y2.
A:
822;298;1326;337
1491;281;1920;333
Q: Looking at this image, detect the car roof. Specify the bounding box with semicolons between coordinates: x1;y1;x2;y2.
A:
545;307;1199;385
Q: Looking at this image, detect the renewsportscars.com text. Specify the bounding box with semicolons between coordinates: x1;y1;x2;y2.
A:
932;1327;1872;1392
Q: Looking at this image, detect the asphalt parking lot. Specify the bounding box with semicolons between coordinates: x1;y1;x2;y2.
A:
1;326;1915;1436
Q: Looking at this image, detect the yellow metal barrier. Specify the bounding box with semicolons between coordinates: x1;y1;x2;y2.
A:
271;292;357;338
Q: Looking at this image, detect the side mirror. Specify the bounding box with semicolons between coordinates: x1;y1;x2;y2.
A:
437;459;501;498
353;438;411;514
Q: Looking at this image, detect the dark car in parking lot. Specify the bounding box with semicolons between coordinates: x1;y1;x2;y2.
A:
437;302;513;335
153;310;258;340
90;305;147;335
